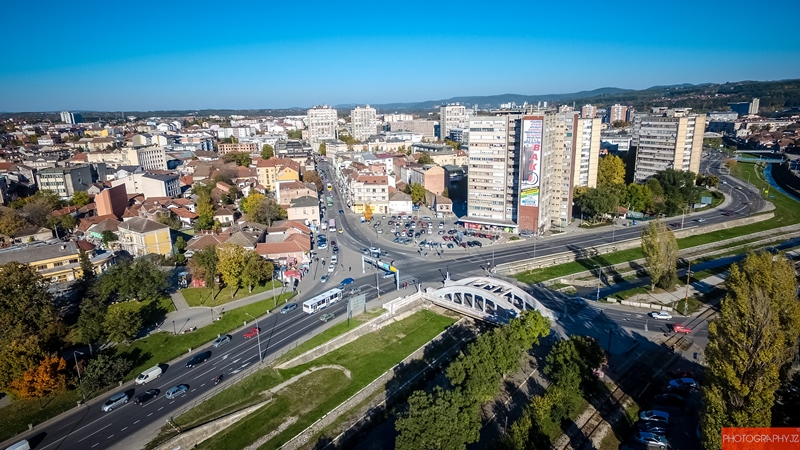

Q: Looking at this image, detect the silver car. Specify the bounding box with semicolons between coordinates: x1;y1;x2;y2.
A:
102;392;129;412
213;335;231;348
165;384;189;399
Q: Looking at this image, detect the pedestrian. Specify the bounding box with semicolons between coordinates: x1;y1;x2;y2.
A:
349;266;352;271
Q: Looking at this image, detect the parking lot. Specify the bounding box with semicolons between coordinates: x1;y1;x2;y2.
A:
364;214;501;251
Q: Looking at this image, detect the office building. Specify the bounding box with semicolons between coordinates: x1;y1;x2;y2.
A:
388;119;436;138
350;105;377;141
632;109;706;183
607;104;629;123
581;104;596;119
37;165;93;199
728;98;760;117
307;105;338;152
439;104;468;140
127;147;168;171
111;172;180;198
60;111;83;124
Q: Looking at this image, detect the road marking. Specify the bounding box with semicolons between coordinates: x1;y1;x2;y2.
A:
107;434;114;439
92;444;99;448
147;413;153;417
77;423;113;442
121;427;127;432
191;389;196;392
134;420;140;425
200;383;205;387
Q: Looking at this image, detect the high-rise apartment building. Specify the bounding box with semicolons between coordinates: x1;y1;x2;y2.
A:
607;104;629;123
440;104;468;140
572;117;602;189
350;105;377;141
581;104;596;119
632;108;705;183
60;111;83;124
388;120;436;138
307;105;338;152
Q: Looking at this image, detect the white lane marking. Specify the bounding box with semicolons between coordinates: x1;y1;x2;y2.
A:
107;434;114;439
77;423;113;442
147;413;153;417
200;383;206;387
53;419;79;432
191;389;196;392
92;444;99;448
161;405;167;409
134;420;140;425
193;364;220;380
121;427;127;432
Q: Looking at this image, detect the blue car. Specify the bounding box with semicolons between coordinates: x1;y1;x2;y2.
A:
340;277;354;286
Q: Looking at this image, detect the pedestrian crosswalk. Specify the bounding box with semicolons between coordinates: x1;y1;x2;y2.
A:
576;305;602;321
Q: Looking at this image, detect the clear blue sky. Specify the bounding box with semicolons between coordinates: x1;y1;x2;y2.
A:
3;0;799;112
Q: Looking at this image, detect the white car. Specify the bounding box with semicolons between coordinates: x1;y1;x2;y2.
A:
331;255;338;264
649;311;673;320
328;263;335;273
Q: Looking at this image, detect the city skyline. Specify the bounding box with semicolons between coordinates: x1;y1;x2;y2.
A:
2;0;799;112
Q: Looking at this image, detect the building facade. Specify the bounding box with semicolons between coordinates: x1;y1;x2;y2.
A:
350;105;377;141
116;217;173;256
307;106;338;152
581;104;596;119
37;165;93;199
439;104;468;140
218;142;259;155
127;147;168;170
572;117;602;188
111;173;180;198
632;109;706;183
388;120;436;138
607;104;629;123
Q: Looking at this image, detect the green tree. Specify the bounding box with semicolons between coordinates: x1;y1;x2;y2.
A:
175;236;187;253
77;295;107;354
195;188;215;230
70;191;91;207
157;211;182;230
96;258;168;302
241;251;273;293
444;139;461;150
395;387;481;450
302;170;323;192
409;183;426;204
260;144;274;159
0;208;27;236
575;186;618;221
217;244;246;297
241;192;265;216
701;251;800;450
223;151;252;167
417;152;434;165
100;230;118;249
60;213;77;232
287;129;303;140
597;155;626;188
79;354;132;395
645;178;666;214
640;221;678;290
318;142;327;156
251;197;287;226
189;246;218;297
623;183;652;214
103;307;142;344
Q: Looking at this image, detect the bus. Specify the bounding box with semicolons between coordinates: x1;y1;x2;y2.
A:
326;182;333;191
326;197;333;207
328;218;335;230
303;288;343;314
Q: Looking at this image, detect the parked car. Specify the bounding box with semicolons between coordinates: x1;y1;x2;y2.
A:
320;313;335;323
281;303;298;314
381;272;394;279
649;311;673;320
186;351;211;368
349;287;362;295
213;335;231;347
134;389;160;405
165;384;189;399
328;263;336;273
101;392;129;412
339;209;344;214
639;410;670;423
668;378;698;389
634;432;669;448
636;420;668;435
244;327;260;339
668;368;695;379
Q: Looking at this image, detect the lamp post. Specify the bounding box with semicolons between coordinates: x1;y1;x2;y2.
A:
73;350;85;400
594;265;602;302
244;312;263;363
683;261;692;316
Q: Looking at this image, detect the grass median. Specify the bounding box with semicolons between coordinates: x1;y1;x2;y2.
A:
182;280;283;307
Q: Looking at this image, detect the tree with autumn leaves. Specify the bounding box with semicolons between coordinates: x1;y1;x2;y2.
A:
7;355;69;399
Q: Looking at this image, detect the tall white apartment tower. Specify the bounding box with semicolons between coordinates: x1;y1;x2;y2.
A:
350;105;377;142
307;105;338;152
440;103;468;140
632;108;705;183
572;117;602;188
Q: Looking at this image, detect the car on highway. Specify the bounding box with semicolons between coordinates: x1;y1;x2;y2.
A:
634;432;669;448
737;186;743;190
672;324;692;333
281;303;298;314
186;351;212;368
101;392;129;412
134;389;160;405
648;311;672;320
165;384;189;399
694;218;707;223
668;378;698;389
340;277;354;286
348;287;362;295
333;245;339;253
244;327;260;339
639;410;670;423
213;335;231;347
320;274;329;283
636;421;668;435
320;313;336;323
331;255;338;264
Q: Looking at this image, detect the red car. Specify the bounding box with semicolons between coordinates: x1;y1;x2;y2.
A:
672;324;692;333
244;327;260;338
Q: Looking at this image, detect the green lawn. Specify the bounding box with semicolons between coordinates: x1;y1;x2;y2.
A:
108;295;175;327
0;390;86;443
151;309;456;450
599;402;641;450
115;292;295;381
182;280;282;307
515;248;644;284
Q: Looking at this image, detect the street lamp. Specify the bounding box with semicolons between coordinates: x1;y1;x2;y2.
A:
594;265;602;302
73;350;85;399
244;312;263;363
683;261;692;316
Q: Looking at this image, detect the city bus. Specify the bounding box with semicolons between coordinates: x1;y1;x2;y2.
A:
326;182;333;191
302;288;343;314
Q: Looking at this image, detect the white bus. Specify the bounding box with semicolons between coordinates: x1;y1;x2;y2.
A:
303;288;343;314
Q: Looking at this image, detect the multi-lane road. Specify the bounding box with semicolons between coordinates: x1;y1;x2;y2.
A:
4;150;770;449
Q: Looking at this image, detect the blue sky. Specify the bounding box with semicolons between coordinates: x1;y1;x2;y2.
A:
2;0;799;112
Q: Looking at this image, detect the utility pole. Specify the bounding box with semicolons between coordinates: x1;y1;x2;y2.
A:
73;350;85;400
595;265;601;302
244;312;263;363
683;261;691;316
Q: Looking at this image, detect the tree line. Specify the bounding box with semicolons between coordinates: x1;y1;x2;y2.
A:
188;244;274;300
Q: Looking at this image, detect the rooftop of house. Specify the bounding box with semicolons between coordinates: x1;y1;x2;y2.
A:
117;217;170;234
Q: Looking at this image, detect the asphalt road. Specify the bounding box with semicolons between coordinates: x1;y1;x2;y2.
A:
6;151;766;449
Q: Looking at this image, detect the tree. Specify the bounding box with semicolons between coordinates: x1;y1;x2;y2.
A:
7;355;68;399
395;387;481;450
157;211;182;230
217;244;246;296
640;221;679;290
318;142;326;156
575;187;618;221
444;139;461;150
77;295;107;353
251;197;287;226
597;155;626;188
363;203;373;221
302;170;323;192
60;213;77;232
175;236;187;254
223;151;252;167
645;178;666;214
70;191;91;207
417;152;434;165
241;192;265;215
701;251;800;450
409;183;426;204
195;188;215;230
0;262;57;340
260;144;274;160
100;230;118;249
189;246;218;296
287;129;303;140
241;251;273;293
623;183;652;214
103;307;142;344
0;208;27;237
79;354;131;395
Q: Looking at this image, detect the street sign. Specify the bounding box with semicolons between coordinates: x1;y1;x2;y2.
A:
348;294;366;318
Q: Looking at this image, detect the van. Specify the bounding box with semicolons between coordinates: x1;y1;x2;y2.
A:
5;440;30;450
135;365;163;385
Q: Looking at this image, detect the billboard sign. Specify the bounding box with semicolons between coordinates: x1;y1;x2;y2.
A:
348;294;366;318
521;118;543;207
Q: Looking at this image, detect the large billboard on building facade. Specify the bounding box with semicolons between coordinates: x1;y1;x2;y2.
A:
520;118;543;207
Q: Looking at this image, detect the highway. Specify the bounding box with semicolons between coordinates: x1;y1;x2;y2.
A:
5;150;767;449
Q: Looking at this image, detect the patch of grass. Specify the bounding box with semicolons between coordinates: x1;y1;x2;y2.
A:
0;390;85;443
509;236;520;241
108;295;175;327
115;292;295;382
599;402;640;450
275;308;385;364
182;280;283;307
515;248;644;284
615;286;652;300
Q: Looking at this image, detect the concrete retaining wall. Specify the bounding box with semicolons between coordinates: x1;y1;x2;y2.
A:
618;300;673;312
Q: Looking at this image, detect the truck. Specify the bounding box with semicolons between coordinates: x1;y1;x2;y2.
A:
328;219;336;231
